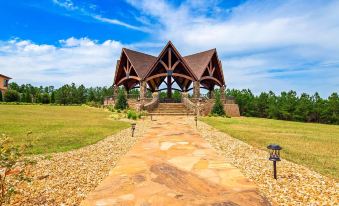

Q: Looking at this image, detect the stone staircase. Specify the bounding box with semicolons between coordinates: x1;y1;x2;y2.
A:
149;103;195;116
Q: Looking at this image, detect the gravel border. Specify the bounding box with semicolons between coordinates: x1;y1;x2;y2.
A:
10;119;150;206
192;118;338;206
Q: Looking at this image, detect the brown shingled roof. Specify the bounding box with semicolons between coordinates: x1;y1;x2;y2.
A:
123;48;157;79
183;49;216;79
0;74;12;79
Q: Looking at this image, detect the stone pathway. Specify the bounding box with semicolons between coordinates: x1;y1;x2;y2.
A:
81;116;271;206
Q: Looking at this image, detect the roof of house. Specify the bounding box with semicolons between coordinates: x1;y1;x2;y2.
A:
0;74;12;79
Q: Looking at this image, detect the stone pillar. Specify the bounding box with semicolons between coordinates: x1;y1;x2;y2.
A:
181;92;188;99
220;85;226;100
113;85;119;97
209;90;215;99
193;81;200;98
139;81;146;100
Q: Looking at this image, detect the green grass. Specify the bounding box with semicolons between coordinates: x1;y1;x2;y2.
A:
201;117;339;179
0;105;130;154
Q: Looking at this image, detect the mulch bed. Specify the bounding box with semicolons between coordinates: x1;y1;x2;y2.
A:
10;120;150;206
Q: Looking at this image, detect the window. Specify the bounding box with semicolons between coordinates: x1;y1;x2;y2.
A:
4;79;8;87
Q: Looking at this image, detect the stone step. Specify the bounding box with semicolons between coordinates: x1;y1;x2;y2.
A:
148;112;195;116
151;103;191;115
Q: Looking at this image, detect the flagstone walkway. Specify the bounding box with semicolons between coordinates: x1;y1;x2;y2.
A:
81;116;271;206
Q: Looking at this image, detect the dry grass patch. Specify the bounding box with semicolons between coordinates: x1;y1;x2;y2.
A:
200;117;339;179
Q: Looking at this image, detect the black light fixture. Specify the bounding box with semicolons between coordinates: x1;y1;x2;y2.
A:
150;114;153;121
267;144;282;179
131;123;136;137
194;116;198;128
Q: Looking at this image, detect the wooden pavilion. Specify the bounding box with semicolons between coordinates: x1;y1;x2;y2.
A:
114;41;225;98
111;41;239;116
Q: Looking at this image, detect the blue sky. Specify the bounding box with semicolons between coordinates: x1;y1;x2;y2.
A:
0;0;338;97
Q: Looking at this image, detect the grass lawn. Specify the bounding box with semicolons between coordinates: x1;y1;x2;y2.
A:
0;105;130;154
201;117;339;179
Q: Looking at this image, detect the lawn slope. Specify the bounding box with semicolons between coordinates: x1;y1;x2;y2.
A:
201;117;339;179
0;105;130;154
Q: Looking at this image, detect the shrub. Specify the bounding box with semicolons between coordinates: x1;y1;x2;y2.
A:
86;101;101;108
107;105;115;112
0;92;2;102
127;110;139;120
4;90;20;102
41;93;50;104
211;93;225;116
114;90;128;110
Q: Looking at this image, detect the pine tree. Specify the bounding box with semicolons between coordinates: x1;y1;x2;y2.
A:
114;90;128;110
211;92;225;116
51;91;56;103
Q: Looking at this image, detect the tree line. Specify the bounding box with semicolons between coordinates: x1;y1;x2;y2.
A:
226;89;338;125
0;82;114;105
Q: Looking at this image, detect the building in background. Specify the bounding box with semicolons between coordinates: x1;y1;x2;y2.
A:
0;74;12;96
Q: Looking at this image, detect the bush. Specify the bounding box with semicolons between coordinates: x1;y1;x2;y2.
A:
86;101;101;108
127;110;139;120
211;93;225;116
114;90;128;110
41;93;50;104
107;105;115;112
4;90;20;102
0;91;2;102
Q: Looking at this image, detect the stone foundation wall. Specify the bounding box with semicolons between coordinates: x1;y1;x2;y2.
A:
198;100;240;117
224;104;240;117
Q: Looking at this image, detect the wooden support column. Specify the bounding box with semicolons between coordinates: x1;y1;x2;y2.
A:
167;76;172;98
193;81;200;98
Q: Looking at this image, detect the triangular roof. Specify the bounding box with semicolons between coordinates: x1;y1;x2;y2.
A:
123;48;157;79
144;41;198;81
183;49;216;79
114;41;225;89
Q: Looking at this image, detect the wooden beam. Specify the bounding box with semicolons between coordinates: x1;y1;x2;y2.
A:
200;76;222;86
146;73;167;82
117;76;140;85
168;48;172;69
149;79;157;91
146;72;193;82
160;60;169;70
172;73;193;81
171;60;180;71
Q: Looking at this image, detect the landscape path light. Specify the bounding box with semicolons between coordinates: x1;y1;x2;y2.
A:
194;116;198;128
131;123;136;137
267;144;282;179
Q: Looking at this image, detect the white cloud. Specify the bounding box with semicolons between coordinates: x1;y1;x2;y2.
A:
125;0;339;96
0;38;124;87
52;0;147;32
